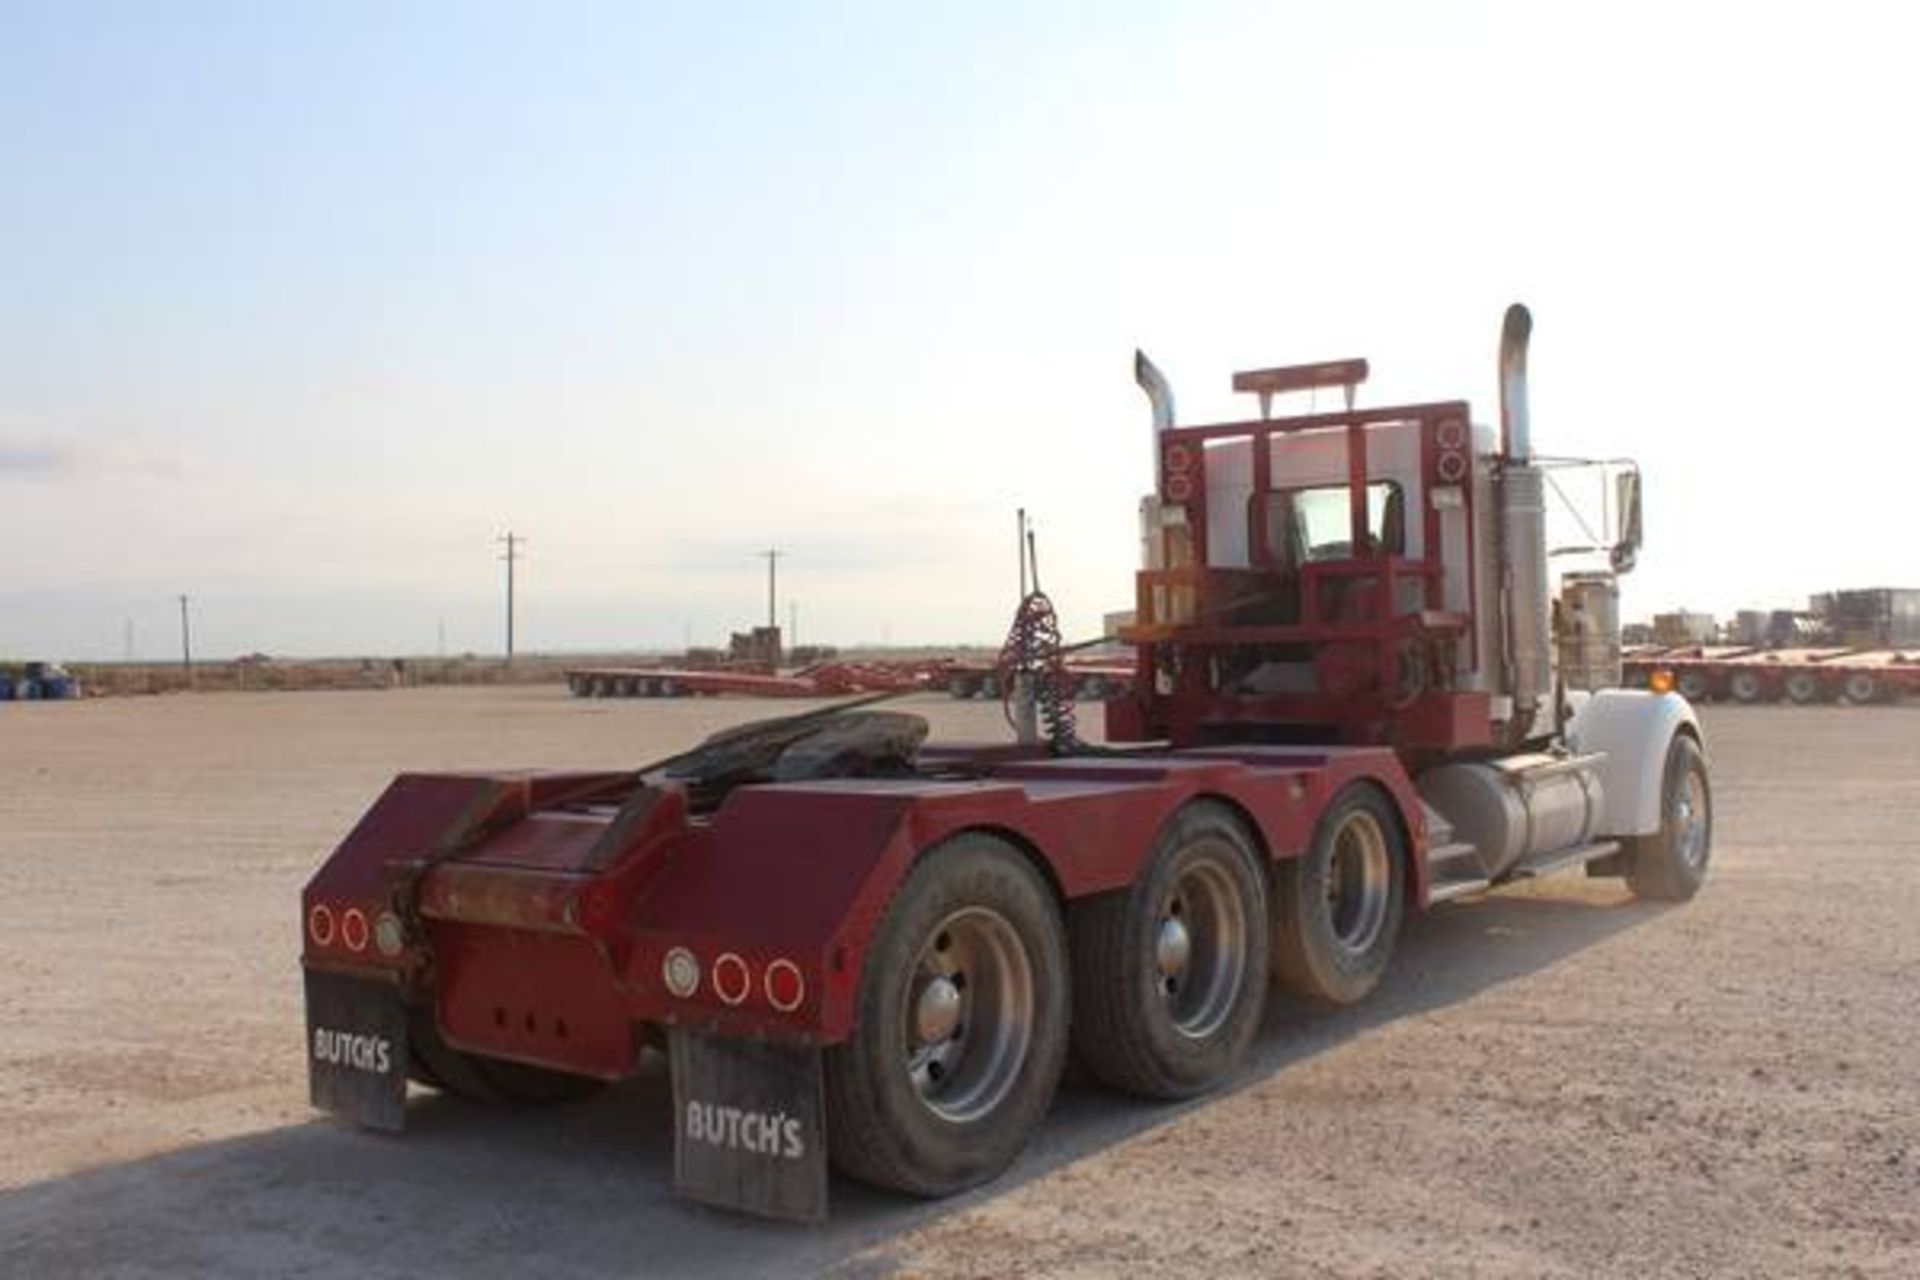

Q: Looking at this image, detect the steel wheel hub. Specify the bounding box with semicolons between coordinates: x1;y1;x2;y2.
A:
1676;770;1709;868
1327;811;1391;956
1155;854;1248;1041
902;907;1033;1123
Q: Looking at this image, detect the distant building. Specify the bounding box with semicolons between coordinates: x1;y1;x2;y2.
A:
1652;610;1716;647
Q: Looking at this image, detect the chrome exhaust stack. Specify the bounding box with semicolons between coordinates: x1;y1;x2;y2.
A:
1497;304;1554;739
1499;304;1533;461
1134;350;1181;575
1135;349;1176;441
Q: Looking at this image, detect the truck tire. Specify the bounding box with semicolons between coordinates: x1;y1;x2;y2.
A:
1069;802;1269;1099
1675;671;1711;702
1269;784;1405;1006
407;1009;604;1104
1841;672;1880;705
1784;671;1825;705
1728;670;1769;703
825;834;1068;1197
1625;733;1712;902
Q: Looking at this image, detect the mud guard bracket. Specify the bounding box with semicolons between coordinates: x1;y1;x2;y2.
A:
669;1028;829;1223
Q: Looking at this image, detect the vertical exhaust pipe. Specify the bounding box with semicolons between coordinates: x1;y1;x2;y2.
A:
1499;304;1532;461
1497;303;1553;741
1133;349;1179;585
1135;350;1176;453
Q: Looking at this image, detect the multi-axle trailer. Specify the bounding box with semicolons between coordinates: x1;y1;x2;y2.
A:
303;306;1712;1220
1624;644;1920;705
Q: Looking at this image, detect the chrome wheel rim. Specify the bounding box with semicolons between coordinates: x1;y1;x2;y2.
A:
1675;768;1710;869
902;907;1033;1123
1155;854;1248;1040
1327;811;1391;956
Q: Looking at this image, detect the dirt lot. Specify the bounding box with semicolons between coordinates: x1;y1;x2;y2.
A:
1;689;1916;1278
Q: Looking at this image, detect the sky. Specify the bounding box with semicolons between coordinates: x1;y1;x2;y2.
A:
4;1;1917;661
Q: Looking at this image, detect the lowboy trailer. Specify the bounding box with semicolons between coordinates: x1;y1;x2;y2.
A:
302;305;1712;1221
1623;644;1920;704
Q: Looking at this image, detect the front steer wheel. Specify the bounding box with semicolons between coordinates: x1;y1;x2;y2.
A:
824;835;1069;1197
1625;733;1712;902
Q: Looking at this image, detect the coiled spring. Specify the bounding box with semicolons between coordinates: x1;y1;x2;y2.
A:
996;591;1079;754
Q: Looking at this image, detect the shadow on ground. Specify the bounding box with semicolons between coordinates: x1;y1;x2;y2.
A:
0;885;1660;1280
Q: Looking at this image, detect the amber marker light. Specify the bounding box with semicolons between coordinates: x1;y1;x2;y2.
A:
1649;669;1677;695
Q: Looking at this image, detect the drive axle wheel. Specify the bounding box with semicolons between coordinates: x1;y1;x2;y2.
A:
1070;802;1269;1099
1270;784;1405;1005
825;835;1068;1197
1626;733;1712;902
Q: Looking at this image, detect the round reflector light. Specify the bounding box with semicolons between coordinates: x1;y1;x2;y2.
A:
307;903;335;948
340;908;370;953
663;947;700;998
712;952;752;1006
765;959;806;1013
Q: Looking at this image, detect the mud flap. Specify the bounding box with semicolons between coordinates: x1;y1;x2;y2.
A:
669;1029;828;1223
305;969;409;1132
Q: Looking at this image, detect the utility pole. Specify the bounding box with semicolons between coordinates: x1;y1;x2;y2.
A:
789;600;798;652
178;594;193;686
498;532;524;663
760;548;782;631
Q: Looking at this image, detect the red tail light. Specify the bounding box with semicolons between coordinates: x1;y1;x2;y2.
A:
341;907;370;953
712;952;751;1006
307;903;335;947
765;959;805;1012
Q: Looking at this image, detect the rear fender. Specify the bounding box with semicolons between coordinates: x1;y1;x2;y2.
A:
302;771;632;967
627;785;929;1043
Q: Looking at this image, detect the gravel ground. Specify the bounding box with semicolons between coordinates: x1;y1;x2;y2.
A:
1;688;1915;1278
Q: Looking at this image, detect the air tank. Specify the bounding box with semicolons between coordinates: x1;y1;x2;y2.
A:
1557;572;1621;690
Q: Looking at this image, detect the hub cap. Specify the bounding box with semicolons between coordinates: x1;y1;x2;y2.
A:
902;907;1033;1123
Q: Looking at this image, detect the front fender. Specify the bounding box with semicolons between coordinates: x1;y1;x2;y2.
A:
1564;690;1703;837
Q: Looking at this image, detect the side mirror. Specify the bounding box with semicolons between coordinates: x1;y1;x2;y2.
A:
1612;468;1643;574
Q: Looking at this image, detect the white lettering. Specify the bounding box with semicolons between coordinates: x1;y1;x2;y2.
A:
681;1098;809;1160
783;1116;804;1160
311;1027;396;1076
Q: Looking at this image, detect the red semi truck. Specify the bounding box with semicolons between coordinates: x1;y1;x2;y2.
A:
302;306;1711;1220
